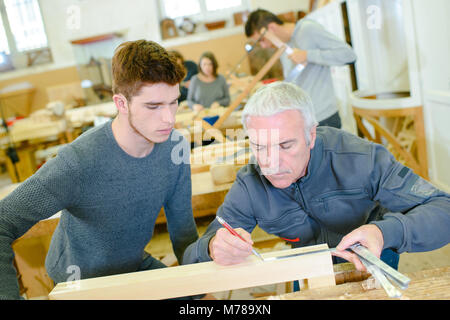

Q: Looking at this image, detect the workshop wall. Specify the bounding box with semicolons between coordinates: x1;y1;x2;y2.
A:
410;0;450;191
167;32;251;76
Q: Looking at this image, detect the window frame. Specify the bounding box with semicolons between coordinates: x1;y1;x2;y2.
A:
159;0;250;24
3;0;49;53
0;0;51;68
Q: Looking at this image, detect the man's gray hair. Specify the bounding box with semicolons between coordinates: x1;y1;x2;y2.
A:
242;81;318;143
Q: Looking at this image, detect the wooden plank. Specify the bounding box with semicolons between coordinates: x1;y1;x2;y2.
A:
268;266;450;300
333;263;371;285
191;171;233;196
9;118;67;143
299;274;336;290
70;33;122;45
49;244;335;300
210;163;238;185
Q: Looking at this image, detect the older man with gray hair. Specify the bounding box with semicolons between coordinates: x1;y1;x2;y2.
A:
183;81;450;273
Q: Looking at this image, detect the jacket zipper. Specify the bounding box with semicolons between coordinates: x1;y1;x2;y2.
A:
296;181;329;245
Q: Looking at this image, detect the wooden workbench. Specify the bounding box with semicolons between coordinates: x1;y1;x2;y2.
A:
0;116;69;183
266;266;450;300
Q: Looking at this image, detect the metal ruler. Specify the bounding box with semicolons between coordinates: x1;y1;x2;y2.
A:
264;243;410;298
358;256;402;298
349;244;411;298
263;247;336;261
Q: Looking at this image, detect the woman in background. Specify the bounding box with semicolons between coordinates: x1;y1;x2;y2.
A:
187;51;230;112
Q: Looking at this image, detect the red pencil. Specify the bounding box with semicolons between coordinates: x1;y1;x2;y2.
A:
216;216;264;261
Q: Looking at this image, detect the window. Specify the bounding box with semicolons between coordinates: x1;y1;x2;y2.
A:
0;0;50;69
162;0;201;19
0;13;9;55
160;0;248;21
205;0;242;12
4;0;48;52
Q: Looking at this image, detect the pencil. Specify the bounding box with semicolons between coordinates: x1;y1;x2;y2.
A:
216;216;264;261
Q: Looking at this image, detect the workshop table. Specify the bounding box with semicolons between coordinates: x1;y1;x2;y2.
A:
266;266;450;300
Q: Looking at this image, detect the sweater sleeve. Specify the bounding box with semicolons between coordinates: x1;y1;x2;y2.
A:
163;136;199;264
214;76;231;107
303;20;357;66
0;147;82;299
368;144;450;253
186;75;198;109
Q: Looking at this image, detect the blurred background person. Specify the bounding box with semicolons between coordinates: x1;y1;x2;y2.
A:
187;51;230;112
245;9;357;128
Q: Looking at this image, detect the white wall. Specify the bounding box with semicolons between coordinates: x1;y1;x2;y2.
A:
41;0;162;65
346;0;410;93
0;0;161;80
308;0;450;191
410;0;450;191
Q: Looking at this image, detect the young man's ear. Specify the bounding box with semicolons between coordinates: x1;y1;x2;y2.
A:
113;94;128;114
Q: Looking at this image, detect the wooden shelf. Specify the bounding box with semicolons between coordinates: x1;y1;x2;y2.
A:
70;33;123;45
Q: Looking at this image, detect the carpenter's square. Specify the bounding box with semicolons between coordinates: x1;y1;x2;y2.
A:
263;242;410;298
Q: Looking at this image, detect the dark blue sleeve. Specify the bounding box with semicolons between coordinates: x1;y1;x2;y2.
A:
368;144;450;253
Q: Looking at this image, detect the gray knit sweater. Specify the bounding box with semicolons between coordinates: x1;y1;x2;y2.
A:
0;120;198;299
186;74;230;108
